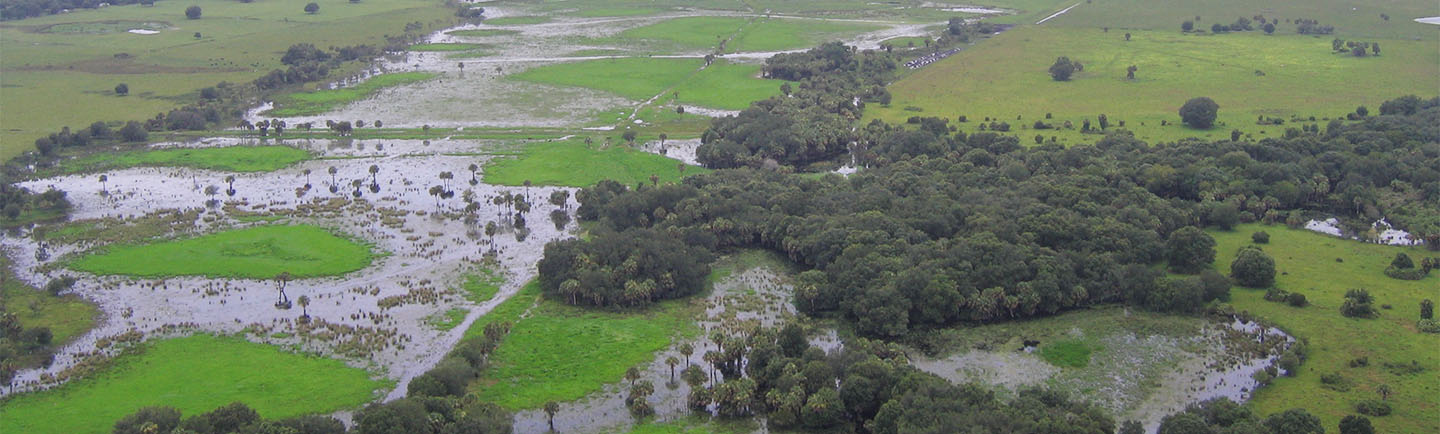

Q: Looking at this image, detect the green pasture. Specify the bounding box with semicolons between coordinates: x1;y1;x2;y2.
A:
511;58;778;110
470;281;699;409
0;334;384;434
1211;224;1438;433
0;0;454;161
0;258;97;349
69;225;374;279
1047;0;1438;39
265;72;438;117
482;139;707;188
53;145;310;176
461;269;505;304
869;26;1439;145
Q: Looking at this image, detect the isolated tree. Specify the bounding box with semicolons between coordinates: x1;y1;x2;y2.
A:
1126;65;1137;80
1230;247;1276;287
298;295;311;317
543;401;559;431
1252;231;1270;243
274;272;292;305
1264;22;1276;34
304;2;319;14
302;168;312;187
468;163;479;184
368;164;380;185
185;5;202;19
622;130;638;144
1098;113;1109;130
1339;415;1374;434
1182;20;1194;32
115;83;129;96
1124;32;1131;41
327;166;337;186
98;175;108;193
225;175;236;193
1265;408;1324;434
1422;299;1434;320
1179;97;1220;129
666;356;679;382
1166;226;1217;274
1390;252;1413;269
1049;56;1076;81
1341;289;1376;318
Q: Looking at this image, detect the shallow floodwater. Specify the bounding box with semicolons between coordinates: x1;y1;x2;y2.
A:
248;4;946;131
911;316;1292;433
3;135;587;398
1305;217;1423;246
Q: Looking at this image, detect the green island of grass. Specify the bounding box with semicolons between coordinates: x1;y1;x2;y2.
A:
482;16;550;25
445;29;519;37
461;269;505;304
1039;339;1096;368
69;225;374;279
0;334;384;434
483;139;707;188
265;72;437;117
510;58;777;110
58;146;310;175
468;281;699;409
1212;223;1438;433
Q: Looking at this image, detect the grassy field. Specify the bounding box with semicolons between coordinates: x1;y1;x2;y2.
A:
0;334;384;434
868;26;1439;145
483;139;707;188
69;225;373;279
0;257;97;348
1047;0;1438;39
265;72;438;117
0;0;455;162
1210;224;1438;433
53;145;310;176
469;281;699;409
511;58;778;110
461;268;504;304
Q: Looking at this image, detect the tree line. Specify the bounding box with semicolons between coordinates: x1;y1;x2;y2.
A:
543;95;1438;338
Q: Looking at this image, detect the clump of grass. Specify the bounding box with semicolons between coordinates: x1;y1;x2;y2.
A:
461;269;505;303
483;139;707;187
1039;339;1095;368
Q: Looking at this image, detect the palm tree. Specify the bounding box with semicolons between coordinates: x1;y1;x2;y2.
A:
543;401;559;432
351;179;363;197
523;179;532;202
98;174;108;193
625;366;640;386
666;356;679;383
680;342;694;367
302;168;312;188
203;185;219;207
429;185;445;211
649;174;659;187
439;171;454;191
225;175;236;196
468;163;479;185
298;295;311;318
368;165;379;185
327;166;337;187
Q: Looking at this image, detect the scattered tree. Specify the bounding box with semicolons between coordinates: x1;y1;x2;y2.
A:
185;5;202;19
1179;97;1220;129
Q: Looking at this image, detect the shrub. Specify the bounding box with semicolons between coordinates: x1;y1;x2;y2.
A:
1230;247;1276;288
1319;372;1351;391
1417;319;1440;334
1179;97;1220;129
1286;292;1308;307
1252;231;1270;243
1347;356;1369;368
1340;289;1376;318
1354;400;1391;417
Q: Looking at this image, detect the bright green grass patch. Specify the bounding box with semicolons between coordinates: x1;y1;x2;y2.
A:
463;280;540;340
1039;339;1095;368
483;16;550;25
265;72;437;117
58;146;310;175
470;282;698;409
619;416;758;434
511;58;777;110
483;139;708;188
571;8;662;17
39;20;168;34
408;42;490;52
445;29;519;37
1;258;97;347
427;307;469;331
511;58;700;101
612;16;748;50
1210;223;1438;433
0;334;383;434
461;269;505;304
69;225;373;279
868;26;1439;145
881;36;931;49
725;17;883;53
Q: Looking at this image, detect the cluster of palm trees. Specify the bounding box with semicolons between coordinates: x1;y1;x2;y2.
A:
236;119;287;136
